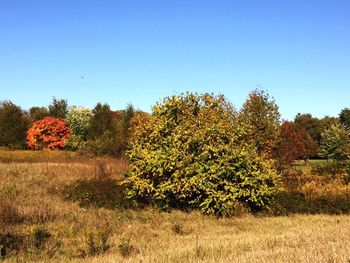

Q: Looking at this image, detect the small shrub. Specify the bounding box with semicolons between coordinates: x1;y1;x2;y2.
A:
93;160;109;178
0;232;24;260
64;134;85;151
0;184;20;199
22;201;57;224
80;227;111;257
29;225;51;250
81;133;119;157
0;199;23;225
118;238;134;257
171;223;185;235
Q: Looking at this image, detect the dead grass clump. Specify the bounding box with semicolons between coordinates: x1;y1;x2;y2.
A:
72;217;113;258
80;228;111;257
21;201;58;224
118;238;136;258
0;199;23;225
171;223;185;235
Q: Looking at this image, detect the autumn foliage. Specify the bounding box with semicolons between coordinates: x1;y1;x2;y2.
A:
276;121;306;166
27;117;72;149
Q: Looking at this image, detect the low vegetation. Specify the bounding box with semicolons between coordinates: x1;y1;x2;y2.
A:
1;150;350;262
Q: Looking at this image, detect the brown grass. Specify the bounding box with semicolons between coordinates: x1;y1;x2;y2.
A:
1;150;350;262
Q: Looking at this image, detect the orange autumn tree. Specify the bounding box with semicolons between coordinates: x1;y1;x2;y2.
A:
27;117;72;149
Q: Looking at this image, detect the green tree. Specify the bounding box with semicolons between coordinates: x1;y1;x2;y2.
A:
84;103;118;156
239;89;281;157
319;124;350;161
29;106;49;121
88;103;116;139
339;108;350;128
66;106;93;139
122;103;135;136
65;106;93;150
125;93;280;216
114;104;135;156
0;101;31;148
48;97;68;118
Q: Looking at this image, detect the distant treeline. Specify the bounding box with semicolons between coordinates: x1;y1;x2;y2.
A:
0;97;149;157
0;90;350;164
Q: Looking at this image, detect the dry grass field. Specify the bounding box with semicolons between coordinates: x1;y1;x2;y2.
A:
1;149;350;262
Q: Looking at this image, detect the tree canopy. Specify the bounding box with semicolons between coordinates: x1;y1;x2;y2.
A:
239;89;280;157
125;93;280;216
0;101;30;148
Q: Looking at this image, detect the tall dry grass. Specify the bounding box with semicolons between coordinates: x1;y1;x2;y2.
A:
1;150;350;262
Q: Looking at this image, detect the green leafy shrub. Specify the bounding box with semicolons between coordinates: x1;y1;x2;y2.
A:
124;93;280;216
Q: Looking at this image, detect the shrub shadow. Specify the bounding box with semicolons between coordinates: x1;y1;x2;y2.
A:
272;190;350;215
60;178;132;209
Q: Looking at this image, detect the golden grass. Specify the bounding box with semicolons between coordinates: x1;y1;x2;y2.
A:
1;150;350;262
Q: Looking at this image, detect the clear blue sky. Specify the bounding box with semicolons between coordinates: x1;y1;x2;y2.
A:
0;0;349;120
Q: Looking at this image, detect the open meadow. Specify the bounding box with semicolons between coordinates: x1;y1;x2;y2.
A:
1;150;350;262
2;0;350;261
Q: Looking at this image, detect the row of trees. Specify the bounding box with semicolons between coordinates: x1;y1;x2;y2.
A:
0;97;148;157
237;90;350;166
276;111;350;165
125;91;350;215
0;91;350;162
1;91;350;215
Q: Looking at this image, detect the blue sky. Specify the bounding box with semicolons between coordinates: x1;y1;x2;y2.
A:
0;0;349;120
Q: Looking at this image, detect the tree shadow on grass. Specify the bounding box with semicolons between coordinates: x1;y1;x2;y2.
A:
60;178;132;210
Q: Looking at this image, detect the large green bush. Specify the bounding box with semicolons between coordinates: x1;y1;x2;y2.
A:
125;93;280;216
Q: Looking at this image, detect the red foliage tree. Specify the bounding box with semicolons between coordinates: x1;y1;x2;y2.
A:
27;117;72;150
276;121;307;166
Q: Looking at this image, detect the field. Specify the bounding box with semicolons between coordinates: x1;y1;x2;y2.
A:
1;150;350;262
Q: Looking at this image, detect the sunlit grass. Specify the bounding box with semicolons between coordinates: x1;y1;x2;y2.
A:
1;150;350;262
